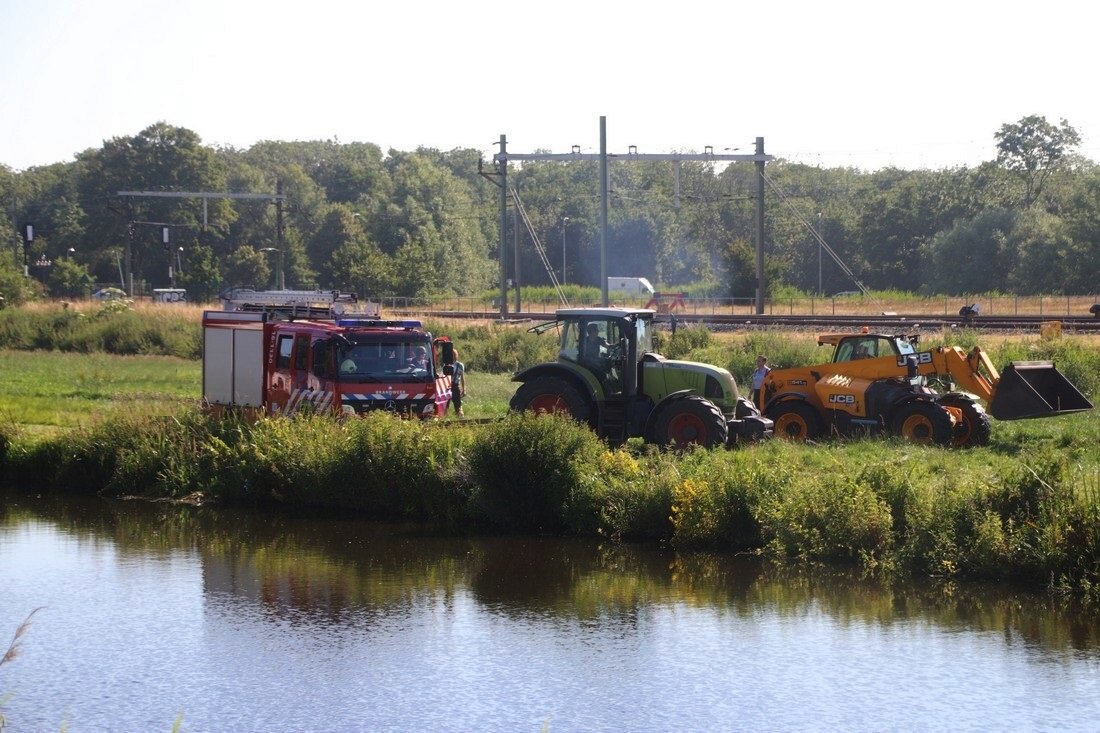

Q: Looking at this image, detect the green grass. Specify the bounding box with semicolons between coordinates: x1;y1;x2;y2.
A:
0;349;200;434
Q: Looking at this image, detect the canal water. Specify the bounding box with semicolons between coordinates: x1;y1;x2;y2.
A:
2;491;1099;732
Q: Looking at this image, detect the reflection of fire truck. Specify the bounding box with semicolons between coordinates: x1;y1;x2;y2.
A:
203;290;455;418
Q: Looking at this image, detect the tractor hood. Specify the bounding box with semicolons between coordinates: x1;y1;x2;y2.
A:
642;358;741;409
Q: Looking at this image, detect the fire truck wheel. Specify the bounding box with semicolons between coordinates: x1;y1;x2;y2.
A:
939;397;992;448
891;401;954;446
652;395;728;449
510;377;592;425
766;401;822;441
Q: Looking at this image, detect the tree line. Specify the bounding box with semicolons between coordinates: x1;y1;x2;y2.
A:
1;115;1095;305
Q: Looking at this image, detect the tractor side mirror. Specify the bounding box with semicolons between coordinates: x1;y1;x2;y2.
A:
439;340;455;365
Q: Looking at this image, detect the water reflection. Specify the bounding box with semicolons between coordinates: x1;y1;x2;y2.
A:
6;490;1100;731
4;489;1098;655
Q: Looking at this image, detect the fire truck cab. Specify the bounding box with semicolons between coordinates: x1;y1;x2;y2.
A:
203;291;455;418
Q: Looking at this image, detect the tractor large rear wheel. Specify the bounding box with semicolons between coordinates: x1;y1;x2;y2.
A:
510;377;592;425
891;401;954;446
939;397;992;448
767;401;822;441
651;395;728;449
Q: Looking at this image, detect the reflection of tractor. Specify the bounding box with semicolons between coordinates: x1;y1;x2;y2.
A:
510;307;772;448
759;330;1092;447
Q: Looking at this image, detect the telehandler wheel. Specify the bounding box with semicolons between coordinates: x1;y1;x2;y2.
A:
652;395;728;449
940;398;992;448
767;401;822;441
510;377;592;425
891;401;954;446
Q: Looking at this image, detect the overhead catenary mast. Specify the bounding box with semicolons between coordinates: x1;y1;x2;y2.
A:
116;189;287;295
490;117;774;315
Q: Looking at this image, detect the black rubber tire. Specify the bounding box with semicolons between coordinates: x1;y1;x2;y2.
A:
510;377;592;425
890;401;954;446
939;397;993;448
651;395;728;449
766;401;823;441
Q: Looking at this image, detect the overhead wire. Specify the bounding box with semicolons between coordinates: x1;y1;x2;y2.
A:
760;169;877;305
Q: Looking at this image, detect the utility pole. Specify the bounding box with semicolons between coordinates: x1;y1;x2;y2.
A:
817;212;823;296
512;204;521;313
498;135;509;316
754;136;766;315
599;116;609;307
561;216;570;286
275;179;285;289
125;198;134;296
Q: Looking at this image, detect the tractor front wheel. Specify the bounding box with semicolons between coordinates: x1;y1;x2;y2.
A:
651;395;728;449
891;401;954;446
939;398;992;447
767;401;822;441
510;377;592;425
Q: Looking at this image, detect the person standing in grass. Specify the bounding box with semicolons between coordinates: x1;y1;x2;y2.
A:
751;355;770;407
448;351;466;418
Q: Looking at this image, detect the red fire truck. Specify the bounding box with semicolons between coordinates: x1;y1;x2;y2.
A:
202;290;455;418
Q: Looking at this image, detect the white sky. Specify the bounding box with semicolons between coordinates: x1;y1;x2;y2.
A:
2;0;1098;172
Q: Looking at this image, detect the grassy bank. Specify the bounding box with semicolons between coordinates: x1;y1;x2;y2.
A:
2;302;1099;600
2;409;1099;599
3;300;1098;400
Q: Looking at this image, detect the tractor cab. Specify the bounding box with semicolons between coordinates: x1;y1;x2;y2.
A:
555;309;651;398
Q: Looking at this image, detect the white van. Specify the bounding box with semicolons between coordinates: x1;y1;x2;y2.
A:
607;277;656;296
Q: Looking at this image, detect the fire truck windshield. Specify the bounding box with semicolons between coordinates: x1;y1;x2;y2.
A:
337;337;433;382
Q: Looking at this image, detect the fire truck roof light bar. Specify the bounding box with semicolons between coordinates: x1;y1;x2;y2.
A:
336;319;423;329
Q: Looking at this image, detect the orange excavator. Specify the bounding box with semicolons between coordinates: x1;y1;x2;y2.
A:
758;330;1092;447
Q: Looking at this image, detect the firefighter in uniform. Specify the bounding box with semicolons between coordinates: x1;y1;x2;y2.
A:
448;350;466;418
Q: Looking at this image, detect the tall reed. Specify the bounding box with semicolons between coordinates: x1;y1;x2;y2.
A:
5;408;1099;598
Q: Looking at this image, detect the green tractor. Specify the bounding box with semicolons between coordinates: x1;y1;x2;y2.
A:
510;307;773;448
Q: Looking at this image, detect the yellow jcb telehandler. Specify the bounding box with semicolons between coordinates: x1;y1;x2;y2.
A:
758;331;1092;447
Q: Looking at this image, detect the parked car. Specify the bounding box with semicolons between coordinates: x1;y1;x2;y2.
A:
92;287;127;300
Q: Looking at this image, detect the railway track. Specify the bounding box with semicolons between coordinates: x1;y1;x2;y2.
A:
425;310;1100;333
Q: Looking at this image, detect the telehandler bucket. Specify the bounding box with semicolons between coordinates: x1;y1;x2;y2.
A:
988;361;1093;420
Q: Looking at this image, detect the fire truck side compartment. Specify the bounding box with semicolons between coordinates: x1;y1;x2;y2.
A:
203;312;265;408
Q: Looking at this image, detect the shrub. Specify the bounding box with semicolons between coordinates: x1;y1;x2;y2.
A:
661;324;713;359
466;412;604;531
0;302;200;358
445;323;559;374
567;446;677;541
